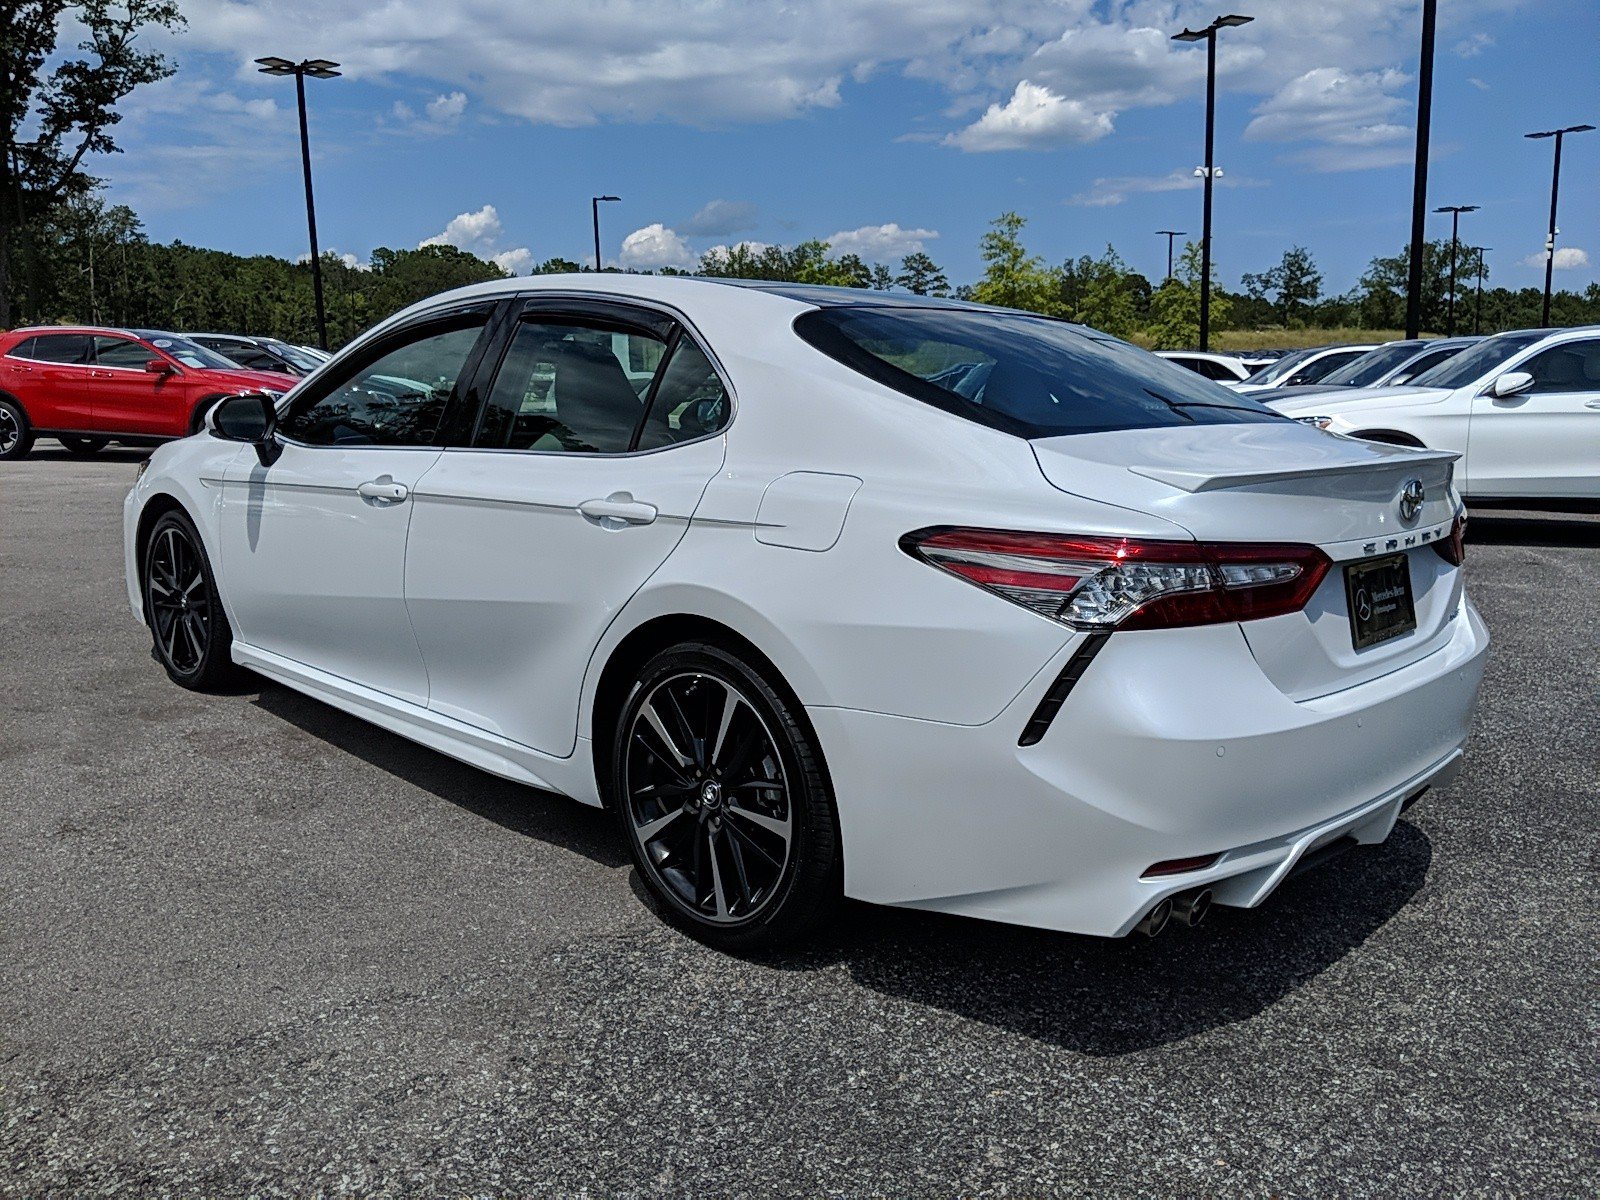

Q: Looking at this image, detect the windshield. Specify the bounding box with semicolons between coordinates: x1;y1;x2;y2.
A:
139;333;239;371
794;306;1284;439
1320;343;1421;387
1409;331;1547;389
1239;346;1319;386
266;341;325;371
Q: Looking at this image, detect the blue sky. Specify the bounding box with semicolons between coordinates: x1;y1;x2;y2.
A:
93;0;1599;294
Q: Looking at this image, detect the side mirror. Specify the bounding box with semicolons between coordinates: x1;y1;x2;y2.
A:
210;392;281;465
1490;370;1533;399
144;357;175;375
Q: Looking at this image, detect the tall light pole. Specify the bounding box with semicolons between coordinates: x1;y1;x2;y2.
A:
1172;14;1252;351
1470;246;1491;335
1403;0;1438;339
256;57;341;350
1156;229;1186;281
1525;123;1594;326
591;195;619;271
1435;205;1478;337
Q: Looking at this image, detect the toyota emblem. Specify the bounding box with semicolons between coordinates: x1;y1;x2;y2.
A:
1398;478;1425;523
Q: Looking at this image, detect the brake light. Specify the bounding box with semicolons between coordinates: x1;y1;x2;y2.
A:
902;527;1331;631
1432;509;1466;567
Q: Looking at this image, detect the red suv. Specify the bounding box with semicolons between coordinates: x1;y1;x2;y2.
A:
0;326;292;460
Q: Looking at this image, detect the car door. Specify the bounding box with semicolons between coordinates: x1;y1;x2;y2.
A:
404;298;730;755
1468;337;1600;499
88;335;187;436
15;333;97;430
216;304;497;705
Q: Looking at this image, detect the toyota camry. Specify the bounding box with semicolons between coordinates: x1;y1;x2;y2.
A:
123;275;1489;948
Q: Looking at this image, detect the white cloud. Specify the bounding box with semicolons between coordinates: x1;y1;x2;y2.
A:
681;199;759;238
1246;67;1413;171
617;223;698;270
426;91;468;123
825;223;938;259
1455;32;1493;58
946;81;1113;151
420;204;534;273
1070;169;1199;208
391;90;469;133
1521;247;1590;270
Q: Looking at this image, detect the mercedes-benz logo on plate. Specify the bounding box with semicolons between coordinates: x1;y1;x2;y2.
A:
1398;478;1425;523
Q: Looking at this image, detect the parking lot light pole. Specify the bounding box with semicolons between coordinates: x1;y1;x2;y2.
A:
592;195;620;272
1525;124;1594;326
1172;14;1252;352
1435;205;1478;337
256;57;341;350
1156;230;1186;281
1404;0;1438;339
1471;247;1491;335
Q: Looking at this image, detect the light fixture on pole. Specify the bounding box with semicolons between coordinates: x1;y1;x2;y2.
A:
1156;230;1187;281
255;56;341;351
1171;13;1252;351
1525;123;1594;326
1434;205;1478;337
592;195;620;272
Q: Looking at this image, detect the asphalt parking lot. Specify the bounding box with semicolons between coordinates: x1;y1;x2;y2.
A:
1;446;1596;1195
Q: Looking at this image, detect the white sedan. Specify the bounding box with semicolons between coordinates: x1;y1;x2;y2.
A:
124;276;1488;947
1269;326;1600;501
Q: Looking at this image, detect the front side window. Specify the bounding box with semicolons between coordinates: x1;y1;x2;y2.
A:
476;321;664;452
280;320;486;447
28;334;94;365
94;336;157;369
795;306;1281;439
1521;340;1600;393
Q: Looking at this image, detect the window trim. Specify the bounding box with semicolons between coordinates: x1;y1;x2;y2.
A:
450;295;734;459
275;302;498;451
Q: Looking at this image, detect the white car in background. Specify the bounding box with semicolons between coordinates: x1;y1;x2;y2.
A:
1154;350;1255;383
1234;343;1378;393
1270;326;1600;501
1251;337;1481;403
123;277;1488;948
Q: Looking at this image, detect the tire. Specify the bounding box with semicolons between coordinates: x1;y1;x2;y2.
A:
142;509;239;691
190;396;225;435
0;399;35;461
610;641;841;950
59;435;108;456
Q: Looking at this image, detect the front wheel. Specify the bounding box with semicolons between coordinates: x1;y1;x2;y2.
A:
0;399;34;461
143;509;238;690
611;642;841;950
59;435;108;456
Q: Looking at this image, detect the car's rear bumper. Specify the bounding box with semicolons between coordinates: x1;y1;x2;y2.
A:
809;595;1489;937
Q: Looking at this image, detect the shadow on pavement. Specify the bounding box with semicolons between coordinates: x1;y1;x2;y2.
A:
22;445;152;464
1466;512;1600;549
251;681;627;869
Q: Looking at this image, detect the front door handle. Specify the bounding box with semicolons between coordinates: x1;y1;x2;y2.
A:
1585;399;1600;410
357;477;409;503
579;492;658;527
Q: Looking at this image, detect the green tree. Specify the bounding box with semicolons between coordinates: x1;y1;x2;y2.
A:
869;262;895;291
895;251;949;296
1146;241;1230;348
1058;246;1141;337
971;212;1059;314
1241;246;1323;327
366;244;508;319
1;1;185;325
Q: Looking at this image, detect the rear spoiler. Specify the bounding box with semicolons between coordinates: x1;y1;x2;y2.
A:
1130;447;1459;494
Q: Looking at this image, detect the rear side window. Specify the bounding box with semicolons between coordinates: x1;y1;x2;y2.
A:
27;334;94;364
794;307;1282;438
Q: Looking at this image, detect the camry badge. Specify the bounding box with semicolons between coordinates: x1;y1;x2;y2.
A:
1399;479;1425;523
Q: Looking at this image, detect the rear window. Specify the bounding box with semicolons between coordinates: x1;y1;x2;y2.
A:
794;306;1283;438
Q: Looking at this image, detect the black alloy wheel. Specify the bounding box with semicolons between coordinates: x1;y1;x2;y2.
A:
0;400;33;460
614;642;840;948
143;511;236;689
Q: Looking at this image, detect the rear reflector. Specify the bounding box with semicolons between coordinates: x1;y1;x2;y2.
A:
1142;854;1221;879
903;527;1331;631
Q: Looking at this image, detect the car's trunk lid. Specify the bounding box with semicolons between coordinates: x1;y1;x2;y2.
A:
1031;422;1464;700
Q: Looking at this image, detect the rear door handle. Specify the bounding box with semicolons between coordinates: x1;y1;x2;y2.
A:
1585;399;1600;410
357;477;409;503
579;493;658;526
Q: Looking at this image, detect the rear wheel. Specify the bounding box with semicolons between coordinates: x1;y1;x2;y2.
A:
59;435;108;456
0;399;34;461
611;642;841;949
143;510;238;690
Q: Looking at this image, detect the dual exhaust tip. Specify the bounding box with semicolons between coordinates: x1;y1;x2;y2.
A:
1135;888;1212;937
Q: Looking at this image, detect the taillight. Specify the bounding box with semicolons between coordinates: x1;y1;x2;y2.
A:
902;527;1331;631
1432;509;1466;567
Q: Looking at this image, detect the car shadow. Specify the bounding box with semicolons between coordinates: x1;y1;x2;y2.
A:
1466;512;1600;549
25;445;152;464
747;822;1432;1056
247;676;1430;1054
249;680;627;869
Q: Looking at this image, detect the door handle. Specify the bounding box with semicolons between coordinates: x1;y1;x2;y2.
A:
1585;399;1600;410
356;477;409;503
579;492;658;526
